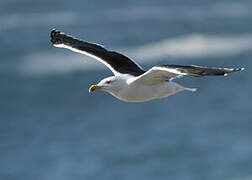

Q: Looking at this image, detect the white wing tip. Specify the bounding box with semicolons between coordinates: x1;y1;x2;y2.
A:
185;88;197;92
224;67;244;76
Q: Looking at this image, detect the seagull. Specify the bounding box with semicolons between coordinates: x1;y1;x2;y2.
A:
50;29;244;102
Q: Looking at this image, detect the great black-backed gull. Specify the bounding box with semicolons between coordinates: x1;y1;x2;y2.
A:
50;29;244;102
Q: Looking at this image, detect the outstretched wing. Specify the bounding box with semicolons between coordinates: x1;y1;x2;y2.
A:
128;65;244;85
50;29;145;76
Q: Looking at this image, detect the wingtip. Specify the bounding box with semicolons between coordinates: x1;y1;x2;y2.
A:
234;67;245;71
185;88;197;92
224;67;244;76
50;29;60;38
50;29;62;45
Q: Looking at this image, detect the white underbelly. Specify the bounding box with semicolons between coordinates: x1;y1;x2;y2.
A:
110;82;185;102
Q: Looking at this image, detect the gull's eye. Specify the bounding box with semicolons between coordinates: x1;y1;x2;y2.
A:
106;80;111;84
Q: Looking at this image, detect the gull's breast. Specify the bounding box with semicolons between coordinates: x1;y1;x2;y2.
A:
109;82;184;102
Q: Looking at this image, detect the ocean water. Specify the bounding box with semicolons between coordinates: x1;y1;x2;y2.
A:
0;0;252;180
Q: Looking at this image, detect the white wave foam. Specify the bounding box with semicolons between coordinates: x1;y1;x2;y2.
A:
20;53;106;76
0;12;77;31
132;34;252;62
21;34;252;76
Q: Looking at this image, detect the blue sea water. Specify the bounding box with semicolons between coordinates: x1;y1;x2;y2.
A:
0;0;252;180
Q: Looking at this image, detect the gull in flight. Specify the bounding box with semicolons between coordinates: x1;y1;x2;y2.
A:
50;29;244;102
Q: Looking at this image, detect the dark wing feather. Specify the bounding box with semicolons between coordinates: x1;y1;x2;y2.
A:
50;29;145;76
129;64;244;85
158;65;244;77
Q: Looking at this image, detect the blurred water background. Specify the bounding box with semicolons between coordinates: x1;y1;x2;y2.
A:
0;0;252;180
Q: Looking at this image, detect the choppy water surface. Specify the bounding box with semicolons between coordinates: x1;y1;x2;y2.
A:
0;0;251;180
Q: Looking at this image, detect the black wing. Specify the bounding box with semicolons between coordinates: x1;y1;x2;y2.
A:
157;65;244;77
130;64;244;85
50;29;145;76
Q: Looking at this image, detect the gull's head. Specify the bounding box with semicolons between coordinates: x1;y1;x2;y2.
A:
89;76;122;93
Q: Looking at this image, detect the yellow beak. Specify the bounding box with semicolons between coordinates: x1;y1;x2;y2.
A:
89;84;100;93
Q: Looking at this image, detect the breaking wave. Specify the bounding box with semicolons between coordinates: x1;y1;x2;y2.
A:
132;34;252;62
